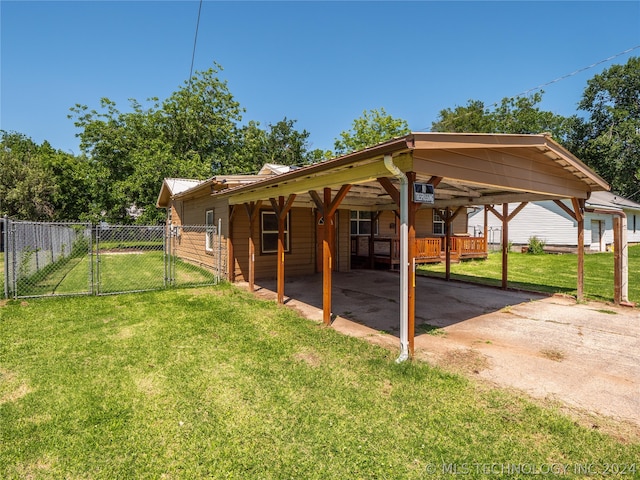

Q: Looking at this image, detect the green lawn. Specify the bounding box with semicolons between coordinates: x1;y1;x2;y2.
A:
1;287;638;478
4;251;217;297
418;245;640;304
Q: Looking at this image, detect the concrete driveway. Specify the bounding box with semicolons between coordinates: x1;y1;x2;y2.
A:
245;270;640;430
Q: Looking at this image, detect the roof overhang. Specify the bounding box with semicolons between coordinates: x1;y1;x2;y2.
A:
216;133;609;209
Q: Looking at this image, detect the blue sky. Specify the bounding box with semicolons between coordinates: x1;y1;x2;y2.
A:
1;1;639;155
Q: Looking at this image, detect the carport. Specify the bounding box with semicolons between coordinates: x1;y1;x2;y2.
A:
219;133;610;360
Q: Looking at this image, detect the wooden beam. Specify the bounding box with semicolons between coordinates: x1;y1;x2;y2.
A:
228;207;235;282
230;154;413;204
486;205;503;221
427;176;443;187
377;177;400;206
501;203;509;289
554;199;577;221
243;201;262;292
407;173;417;357
571;198;584;301
268;195;295;304
449;206;465;222
507;202;528;222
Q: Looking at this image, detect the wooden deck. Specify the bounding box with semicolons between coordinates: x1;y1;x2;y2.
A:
351;235;488;268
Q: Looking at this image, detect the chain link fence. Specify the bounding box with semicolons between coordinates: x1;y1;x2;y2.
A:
3;218;224;299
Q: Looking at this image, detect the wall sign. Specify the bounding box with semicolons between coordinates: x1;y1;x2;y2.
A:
413;183;435;204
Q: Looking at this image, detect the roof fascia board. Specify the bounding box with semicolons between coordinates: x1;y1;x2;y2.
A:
225;152;413;205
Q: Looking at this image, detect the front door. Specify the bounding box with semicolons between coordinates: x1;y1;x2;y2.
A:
590;220;603;251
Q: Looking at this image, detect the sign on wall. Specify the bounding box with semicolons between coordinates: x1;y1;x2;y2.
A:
413;183;435;204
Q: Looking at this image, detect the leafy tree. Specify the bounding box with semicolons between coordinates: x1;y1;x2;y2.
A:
0;131;96;221
570;57;640;199
431;92;577;143
69;65;244;223
334;108;410;156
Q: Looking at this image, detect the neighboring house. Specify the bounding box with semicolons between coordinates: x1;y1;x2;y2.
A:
467;191;640;251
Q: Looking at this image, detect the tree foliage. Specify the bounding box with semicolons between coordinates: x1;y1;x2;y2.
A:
431;92;578;143
0;131;96;221
334;108;410;156
570;57;640;199
69;65;323;223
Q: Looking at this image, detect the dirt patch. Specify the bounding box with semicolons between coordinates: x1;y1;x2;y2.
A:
439;348;489;375
293;349;322;367
0;368;33;405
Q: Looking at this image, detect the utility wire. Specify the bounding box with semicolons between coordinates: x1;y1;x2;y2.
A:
418;45;640;132
188;0;204;85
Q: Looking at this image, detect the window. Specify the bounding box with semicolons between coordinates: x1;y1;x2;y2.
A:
205;210;215;251
351;211;377;235
433;211;445;235
261;211;290;254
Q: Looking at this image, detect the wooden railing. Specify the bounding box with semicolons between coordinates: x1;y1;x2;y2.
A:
415;237;441;263
451;236;487;258
352;235;487;267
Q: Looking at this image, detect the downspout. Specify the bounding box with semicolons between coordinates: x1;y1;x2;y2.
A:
384;154;409;362
584;207;632;306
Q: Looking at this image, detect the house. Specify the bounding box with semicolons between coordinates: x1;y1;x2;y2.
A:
468;191;640;252
157;132;610;359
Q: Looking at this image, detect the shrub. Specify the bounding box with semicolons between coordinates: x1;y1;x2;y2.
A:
527;236;546;254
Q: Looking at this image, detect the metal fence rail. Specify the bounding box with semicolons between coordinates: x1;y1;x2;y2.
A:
3;218;223;299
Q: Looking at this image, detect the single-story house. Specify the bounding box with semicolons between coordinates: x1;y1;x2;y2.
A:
157;132;613;360
468;191;640;251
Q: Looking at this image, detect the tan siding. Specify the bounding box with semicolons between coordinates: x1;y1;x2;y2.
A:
232;206;316;281
336;209;350;272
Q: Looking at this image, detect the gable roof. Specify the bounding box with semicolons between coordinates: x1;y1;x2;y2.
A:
156;178;204;208
214;132;609;209
587;191;640;212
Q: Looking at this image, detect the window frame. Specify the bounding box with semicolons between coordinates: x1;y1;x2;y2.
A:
205;209;215;251
261;210;290;254
350;210;378;236
433;211;445;235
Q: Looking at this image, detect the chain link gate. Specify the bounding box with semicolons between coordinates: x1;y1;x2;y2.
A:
3;218;223;299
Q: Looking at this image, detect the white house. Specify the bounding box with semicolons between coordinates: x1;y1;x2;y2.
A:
468;191;640;251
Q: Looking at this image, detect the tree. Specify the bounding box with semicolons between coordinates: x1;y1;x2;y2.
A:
334;108;410;156
570;57;640;199
69;65;245;223
431;92;577;144
0;131;96;221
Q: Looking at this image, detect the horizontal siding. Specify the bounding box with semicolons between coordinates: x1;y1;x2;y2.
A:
232;207;316;281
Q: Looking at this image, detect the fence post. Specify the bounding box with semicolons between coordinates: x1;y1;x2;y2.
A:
217;218;222;284
3;216;8;299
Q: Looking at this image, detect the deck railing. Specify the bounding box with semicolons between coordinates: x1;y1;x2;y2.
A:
353;235;487;266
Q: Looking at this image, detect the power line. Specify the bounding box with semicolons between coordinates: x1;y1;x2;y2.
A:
188;0;204;85
418;45;640;132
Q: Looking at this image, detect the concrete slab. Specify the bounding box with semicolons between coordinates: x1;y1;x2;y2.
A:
243;270;640;429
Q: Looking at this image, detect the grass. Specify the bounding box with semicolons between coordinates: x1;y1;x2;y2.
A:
1;286;638;478
418;245;640;304
4;251;216;297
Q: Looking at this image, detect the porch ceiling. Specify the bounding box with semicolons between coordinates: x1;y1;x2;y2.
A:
218;133;609;209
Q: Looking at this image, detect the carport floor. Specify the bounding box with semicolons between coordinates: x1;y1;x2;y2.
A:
242;270;640;430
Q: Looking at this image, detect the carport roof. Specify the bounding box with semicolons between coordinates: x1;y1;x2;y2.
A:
216;132;609;209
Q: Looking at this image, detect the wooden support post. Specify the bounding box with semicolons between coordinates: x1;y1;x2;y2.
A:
310;185;351;325
228;205;236;282
407;173;417;357
570;198;585;301
501;203;509;289
614;216;622;304
483;205;488;253
270;195;296;304
244;201;262;292
445;208;452;281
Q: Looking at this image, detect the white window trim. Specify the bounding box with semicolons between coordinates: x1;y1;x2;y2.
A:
205;210;215;251
433;211;445;235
